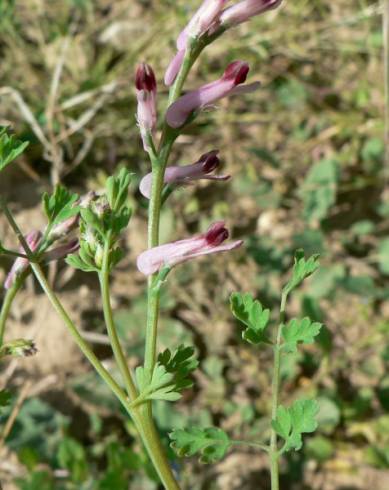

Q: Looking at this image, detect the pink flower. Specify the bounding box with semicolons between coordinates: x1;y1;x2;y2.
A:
220;0;282;27
178;0;228;49
4;231;42;289
166;61;259;128
164;50;186;86
44;239;79;262
165;0;227;86
139;150;230;199
135;63;157;150
137;221;243;276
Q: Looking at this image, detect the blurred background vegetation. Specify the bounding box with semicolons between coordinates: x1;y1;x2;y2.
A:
0;0;388;488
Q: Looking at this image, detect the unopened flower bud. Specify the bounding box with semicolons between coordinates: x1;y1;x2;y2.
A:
44;239;79;262
4;231;42;289
0;339;37;358
94;244;104;268
135;63;157;151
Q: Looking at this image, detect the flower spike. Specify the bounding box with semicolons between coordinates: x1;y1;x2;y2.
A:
166;61;259;128
139;150;230;199
137;221;243;276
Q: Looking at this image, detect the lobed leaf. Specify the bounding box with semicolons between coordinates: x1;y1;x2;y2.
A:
284;250;320;295
282;317;322;353
43;185;79;225
170;427;231;464
0;127;29;172
272;398;319;452
230;292;271;344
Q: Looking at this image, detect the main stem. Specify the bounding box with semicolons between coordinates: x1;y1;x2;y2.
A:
0;281;22;347
269;291;287;490
143;45;201;378
140;44;204;490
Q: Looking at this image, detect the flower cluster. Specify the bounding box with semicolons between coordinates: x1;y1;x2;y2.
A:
134;0;283;277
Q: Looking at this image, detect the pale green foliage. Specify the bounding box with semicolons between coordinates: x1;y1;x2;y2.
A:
42;185;79;225
230;292;270;344
158;344;199;392
284;250;320;295
135;345;197;403
272;399;319;452
0;126;29;172
170;427;231;464
282;318;322;353
135;364;181;402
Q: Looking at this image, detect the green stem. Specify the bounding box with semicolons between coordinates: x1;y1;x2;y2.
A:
137;409;180;490
99;235;138;400
384;0;389;171
269;291;288;490
0;248;29;259
0;280;22;347
143;44;202;379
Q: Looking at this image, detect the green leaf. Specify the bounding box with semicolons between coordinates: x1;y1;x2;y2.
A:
230;292;271;344
272;398;319;452
0;127;29;172
158;344;198;392
135;364;180;402
170;427;231;463
42;185;78;225
284;250;320;295
65;253;98;272
106;168;133;212
282;317;322;353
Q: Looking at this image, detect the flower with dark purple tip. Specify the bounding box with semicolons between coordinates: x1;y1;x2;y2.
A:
137;221;243;276
135;63;157;150
166;60;259;128
139;150;230;199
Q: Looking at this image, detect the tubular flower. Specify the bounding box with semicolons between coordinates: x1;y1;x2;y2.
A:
137;221;243;276
44;239;80;262
139;150;230;199
4;231;42;289
165;0;227;86
166;60;259;128
177;0;228;50
135;63;157;150
220;0;282;27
